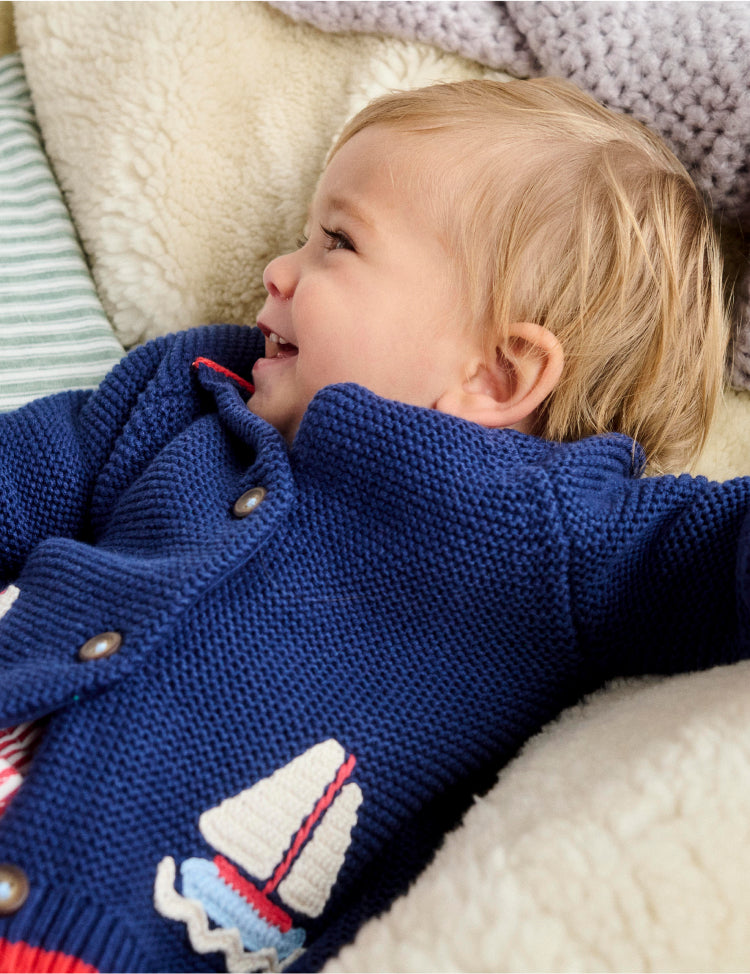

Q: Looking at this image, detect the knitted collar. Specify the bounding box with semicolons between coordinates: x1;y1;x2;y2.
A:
290;384;528;492
202;362;643;503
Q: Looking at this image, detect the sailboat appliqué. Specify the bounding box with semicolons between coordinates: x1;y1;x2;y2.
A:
154;739;363;972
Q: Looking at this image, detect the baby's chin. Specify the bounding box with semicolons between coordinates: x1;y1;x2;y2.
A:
246;395;301;446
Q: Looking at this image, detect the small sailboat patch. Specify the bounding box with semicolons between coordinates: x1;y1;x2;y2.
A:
154;739;363;972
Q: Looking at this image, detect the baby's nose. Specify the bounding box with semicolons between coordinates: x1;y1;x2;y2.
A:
263;252;296;300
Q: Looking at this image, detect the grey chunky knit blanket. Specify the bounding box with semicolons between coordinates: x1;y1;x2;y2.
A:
270;0;750;387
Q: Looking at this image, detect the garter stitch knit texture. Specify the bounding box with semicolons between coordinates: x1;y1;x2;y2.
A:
0;323;749;973
270;0;750;386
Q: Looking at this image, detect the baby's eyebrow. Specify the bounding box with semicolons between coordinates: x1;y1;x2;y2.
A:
310;193;376;231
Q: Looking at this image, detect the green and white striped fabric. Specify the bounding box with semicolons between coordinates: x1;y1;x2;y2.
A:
0;52;123;411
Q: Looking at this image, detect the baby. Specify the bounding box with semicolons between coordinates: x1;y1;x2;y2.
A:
250;78;726;474
0;79;748;974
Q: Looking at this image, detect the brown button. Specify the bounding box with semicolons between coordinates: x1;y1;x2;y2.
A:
233;487;267;518
0;864;29;914
79;631;122;661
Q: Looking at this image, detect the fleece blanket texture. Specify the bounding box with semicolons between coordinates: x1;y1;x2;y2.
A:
15;1;506;348
11;3;750;970
272;0;750;390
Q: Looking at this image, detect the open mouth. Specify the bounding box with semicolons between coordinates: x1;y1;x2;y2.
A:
258;323;299;360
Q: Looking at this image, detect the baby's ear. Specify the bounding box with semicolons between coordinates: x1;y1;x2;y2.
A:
436;322;563;431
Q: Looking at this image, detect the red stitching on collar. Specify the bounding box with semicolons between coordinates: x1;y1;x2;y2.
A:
192;357;255;395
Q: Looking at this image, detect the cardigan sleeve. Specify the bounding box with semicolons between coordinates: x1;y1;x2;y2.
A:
562;462;750;684
0;388;94;582
0;325;262;584
0;336;177;583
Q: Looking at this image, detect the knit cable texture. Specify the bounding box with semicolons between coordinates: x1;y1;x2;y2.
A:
270;0;750;386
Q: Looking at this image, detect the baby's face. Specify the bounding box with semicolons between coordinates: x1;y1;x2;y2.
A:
248;126;475;444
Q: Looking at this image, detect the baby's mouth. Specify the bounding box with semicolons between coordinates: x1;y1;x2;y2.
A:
258;323;299;359
267;332;299;360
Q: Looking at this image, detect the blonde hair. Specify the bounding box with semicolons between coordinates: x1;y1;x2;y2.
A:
332;79;728;473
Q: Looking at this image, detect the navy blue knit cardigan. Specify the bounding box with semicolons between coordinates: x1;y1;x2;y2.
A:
0;324;749;973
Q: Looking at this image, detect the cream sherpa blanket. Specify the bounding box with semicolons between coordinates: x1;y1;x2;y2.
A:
12;3;750;970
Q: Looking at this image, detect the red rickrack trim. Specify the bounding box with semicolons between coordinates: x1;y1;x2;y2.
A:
192;358;255;395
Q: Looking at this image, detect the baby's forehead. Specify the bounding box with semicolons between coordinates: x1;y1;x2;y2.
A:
310;128;432;203
322;125;473;207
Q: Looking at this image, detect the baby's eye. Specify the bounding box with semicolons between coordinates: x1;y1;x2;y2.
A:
321;226;355;252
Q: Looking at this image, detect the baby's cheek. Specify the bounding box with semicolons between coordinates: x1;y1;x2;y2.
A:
308;345;357;389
